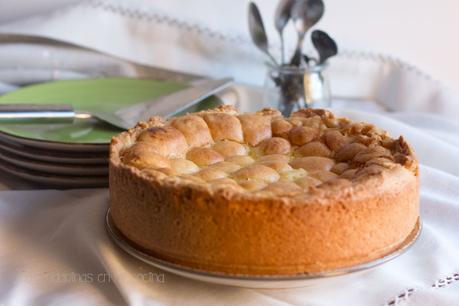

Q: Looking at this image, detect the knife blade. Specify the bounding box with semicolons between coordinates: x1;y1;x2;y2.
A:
114;77;233;127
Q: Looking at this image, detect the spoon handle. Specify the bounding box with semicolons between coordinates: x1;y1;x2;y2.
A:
290;34;305;66
280;34;285;64
265;51;279;66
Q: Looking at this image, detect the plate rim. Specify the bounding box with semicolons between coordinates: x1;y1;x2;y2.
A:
105;207;422;282
0;131;109;151
0;146;108;176
0;140;108;166
0;139;108;164
0;158;107;187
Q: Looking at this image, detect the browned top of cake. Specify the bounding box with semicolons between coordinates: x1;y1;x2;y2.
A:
110;105;417;202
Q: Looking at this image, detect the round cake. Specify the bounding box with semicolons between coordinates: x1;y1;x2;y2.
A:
109;105;419;276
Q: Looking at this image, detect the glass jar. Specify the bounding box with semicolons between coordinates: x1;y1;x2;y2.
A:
264;64;331;117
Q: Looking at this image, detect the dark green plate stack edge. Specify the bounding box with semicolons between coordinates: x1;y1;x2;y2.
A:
0;78;221;188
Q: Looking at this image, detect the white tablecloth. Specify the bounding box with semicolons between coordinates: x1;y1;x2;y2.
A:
0;107;458;306
0;1;459;305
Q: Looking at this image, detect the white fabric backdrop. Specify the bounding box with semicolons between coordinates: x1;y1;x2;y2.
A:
1;0;459;91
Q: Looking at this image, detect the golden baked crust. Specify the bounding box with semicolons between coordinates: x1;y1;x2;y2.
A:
109;105;419;275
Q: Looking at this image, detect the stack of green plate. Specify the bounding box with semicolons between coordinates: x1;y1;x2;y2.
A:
0;78;219;188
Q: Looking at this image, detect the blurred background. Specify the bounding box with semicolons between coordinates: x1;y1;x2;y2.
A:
1;0;457;89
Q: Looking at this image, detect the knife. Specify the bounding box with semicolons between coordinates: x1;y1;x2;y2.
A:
0;77;233;130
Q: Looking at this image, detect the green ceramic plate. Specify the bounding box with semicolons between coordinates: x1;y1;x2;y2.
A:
0;159;108;188
0;78;220;146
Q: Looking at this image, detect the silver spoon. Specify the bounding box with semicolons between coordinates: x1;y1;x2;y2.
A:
290;0;325;66
274;0;293;64
248;2;278;66
311;29;338;64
